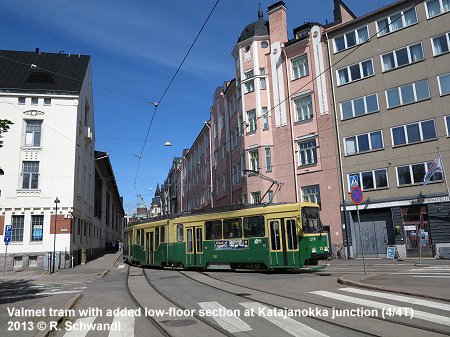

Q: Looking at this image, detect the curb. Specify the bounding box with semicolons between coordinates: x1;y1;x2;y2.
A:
99;251;122;278
34;293;82;337
337;276;450;303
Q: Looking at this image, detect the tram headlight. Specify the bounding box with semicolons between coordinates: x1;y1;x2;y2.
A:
311;247;317;253
324;247;329;252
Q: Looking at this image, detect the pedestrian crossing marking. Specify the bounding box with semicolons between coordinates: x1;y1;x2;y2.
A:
412;275;450;278
118;264;125;269
240;302;328;337
339;288;450;311
108;315;135;337
198;301;252;333
311;290;450;327
63;317;96;337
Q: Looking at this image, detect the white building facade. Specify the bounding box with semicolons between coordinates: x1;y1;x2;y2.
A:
0;49;123;271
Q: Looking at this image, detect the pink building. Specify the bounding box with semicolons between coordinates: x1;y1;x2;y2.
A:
160;2;343;247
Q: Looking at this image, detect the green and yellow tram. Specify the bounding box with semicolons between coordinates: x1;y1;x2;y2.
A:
124;202;329;270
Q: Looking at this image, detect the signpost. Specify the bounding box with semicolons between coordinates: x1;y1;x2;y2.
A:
351;186;367;275
419;215;424;265
3;224;12;275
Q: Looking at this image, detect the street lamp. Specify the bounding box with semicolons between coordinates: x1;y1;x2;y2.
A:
52;197;60;274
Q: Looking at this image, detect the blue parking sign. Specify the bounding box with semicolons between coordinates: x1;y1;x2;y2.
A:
4;224;12;245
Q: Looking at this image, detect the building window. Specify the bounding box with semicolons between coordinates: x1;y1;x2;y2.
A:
244;45;251;61
31;215;44;242
251;192;261;204
397;161;442;186
432;32;450;56
301;185;321;207
268;190;274;204
381;43;424;71
11;215;24;242
376;7;418;36
22;161;39;189
265;147;272;171
29;256;38;267
345;131;383;155
337;59;374;86
25;120;42;147
386;79;430;108
298;139;317;166
249;149;259;172
391;120;437;146
340;93;379;120
244;70;254;93
238;114;244;136
333;25;369;53
262;107;269;130
438;73;450;95
13;256;23;268
426;0;450;18
18;97;26;105
31;97;38;105
260;67;266;90
348;169;388;191
247;109;256;133
291;54;309;79
294;95;313;122
446;116;450;136
44;98;51;106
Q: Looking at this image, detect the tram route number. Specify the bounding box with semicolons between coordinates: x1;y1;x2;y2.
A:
381;307;414;319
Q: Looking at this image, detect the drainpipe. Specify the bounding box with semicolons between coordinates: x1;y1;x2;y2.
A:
325;32;351;259
282;47;299;202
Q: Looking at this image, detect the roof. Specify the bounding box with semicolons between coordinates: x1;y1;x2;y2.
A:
0;49;90;95
326;0;411;34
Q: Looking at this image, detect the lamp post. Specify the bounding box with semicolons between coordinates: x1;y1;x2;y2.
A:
52;197;60;274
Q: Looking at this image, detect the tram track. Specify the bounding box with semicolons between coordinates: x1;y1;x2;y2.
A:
181;270;449;337
126;264;232;337
125;264;172;337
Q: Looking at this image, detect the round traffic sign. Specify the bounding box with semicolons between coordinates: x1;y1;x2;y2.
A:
351;186;364;204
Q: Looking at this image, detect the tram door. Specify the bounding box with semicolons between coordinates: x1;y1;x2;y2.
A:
146;230;155;265
284;219;299;266
269;219;288;267
185;226;203;267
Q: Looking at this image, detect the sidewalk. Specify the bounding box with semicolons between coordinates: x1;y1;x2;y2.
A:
1;250;123;282
328;258;450;302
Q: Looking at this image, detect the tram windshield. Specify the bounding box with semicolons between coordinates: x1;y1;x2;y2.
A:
301;207;322;234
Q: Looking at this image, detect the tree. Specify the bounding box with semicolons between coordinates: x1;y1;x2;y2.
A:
0;119;13;147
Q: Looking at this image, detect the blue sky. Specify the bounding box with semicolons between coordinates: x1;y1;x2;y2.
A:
0;0;393;215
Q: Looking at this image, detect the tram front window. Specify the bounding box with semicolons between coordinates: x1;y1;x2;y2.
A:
302;207;322;234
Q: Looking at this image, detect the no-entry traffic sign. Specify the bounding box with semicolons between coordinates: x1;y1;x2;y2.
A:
351;186;364;204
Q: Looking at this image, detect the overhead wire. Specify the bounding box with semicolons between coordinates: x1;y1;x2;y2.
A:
132;0;221;197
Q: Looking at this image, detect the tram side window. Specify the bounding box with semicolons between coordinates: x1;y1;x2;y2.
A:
302;207;322;234
155;228;160;248
286;219;298;250
140;230;145;247
223;218;242;239
160;226;165;243
196;227;203;252
187;228;193;253
270;221;281;250
177;224;184;242
136;231;141;247
243;216;265;237
205;220;222;240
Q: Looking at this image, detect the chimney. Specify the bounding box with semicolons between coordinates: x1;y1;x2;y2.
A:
333;0;342;22
267;1;288;44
